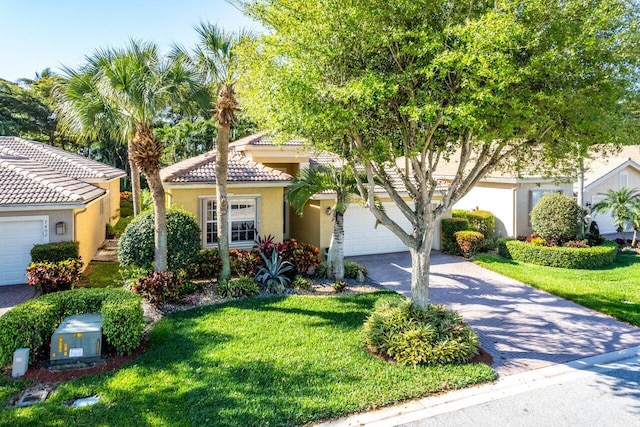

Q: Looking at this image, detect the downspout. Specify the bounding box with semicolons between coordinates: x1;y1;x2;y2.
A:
73;207;87;242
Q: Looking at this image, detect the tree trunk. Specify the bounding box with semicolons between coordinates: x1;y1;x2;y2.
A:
146;170;168;272
409;225;436;308
217;122;231;281
128;143;142;216
327;210;345;281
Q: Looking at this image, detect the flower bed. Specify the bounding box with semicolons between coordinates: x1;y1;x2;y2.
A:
497;238;618;269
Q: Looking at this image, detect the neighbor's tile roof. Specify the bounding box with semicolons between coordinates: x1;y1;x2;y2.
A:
0;136;125;181
160;151;293;183
0;153;106;205
229;133;306;150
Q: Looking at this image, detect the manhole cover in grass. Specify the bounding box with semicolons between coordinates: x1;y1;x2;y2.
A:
17;390;49;407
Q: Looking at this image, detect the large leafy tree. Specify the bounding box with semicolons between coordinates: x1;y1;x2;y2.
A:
57;40;199;271
286;164;358;280
593;188;640;244
175;23;248;281
238;0;640;307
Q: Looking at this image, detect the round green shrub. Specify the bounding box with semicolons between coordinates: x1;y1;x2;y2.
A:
454;230;485;258
363;297;479;365
119;207;201;271
530;194;582;244
498;238;617;269
0;288;143;365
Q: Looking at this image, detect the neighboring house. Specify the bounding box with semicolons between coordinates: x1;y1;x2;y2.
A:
579;145;640;234
431;157;574;238
163;134;443;257
0;136;125;286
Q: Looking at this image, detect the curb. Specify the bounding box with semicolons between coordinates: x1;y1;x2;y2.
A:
315;345;640;427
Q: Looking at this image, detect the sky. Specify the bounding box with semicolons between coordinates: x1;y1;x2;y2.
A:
0;0;259;82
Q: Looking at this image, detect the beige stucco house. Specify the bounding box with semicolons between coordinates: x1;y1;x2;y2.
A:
579;145;640;234
0;136;125;286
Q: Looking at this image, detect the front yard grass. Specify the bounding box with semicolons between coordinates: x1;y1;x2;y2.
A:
1;292;495;426
77;261;122;288
475;253;640;326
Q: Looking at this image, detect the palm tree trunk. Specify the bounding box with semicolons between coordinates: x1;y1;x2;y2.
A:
128;142;142;216
327;210;345;281
216;122;231;281
146;170;168;272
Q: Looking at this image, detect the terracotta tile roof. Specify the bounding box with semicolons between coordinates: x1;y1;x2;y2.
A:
0;136;125;181
0;153;106;205
160;151;293;184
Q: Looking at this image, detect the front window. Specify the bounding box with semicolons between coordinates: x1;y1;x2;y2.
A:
204;197;258;247
530;189;561;211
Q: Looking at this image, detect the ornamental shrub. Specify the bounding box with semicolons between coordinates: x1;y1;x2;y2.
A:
452;209;468;219
363;297;479;365
26;259;83;294
498;239;617;269
230;249;263;276
441;218;470;254
278;239;320;276
0;288;143;364
454;231;485;258
133;271;185;307
118;207;201;271
344;261;368;279
530;193;582;245
31;241;79;263
188;249;222;279
466;210;495;239
217;277;260;299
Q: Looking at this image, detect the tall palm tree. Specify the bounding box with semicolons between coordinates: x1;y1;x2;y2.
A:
175;23;248;281
592;187;640;243
286;164;359;281
57;40;199;271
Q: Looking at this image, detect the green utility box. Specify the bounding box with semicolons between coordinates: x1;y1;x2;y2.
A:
50;314;103;364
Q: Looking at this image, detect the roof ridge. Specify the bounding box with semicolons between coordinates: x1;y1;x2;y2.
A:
0;158;85;201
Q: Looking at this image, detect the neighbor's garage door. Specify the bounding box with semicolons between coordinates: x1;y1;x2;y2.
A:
0;216;48;286
343;203;414;256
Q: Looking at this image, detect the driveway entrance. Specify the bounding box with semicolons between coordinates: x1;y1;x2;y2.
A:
348;251;640;375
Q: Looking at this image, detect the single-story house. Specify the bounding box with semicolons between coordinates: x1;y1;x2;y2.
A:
579;145;640;234
162;134;442;257
0;136;125;285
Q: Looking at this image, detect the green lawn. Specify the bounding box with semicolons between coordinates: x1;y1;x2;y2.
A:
475;253;640;326
113;199;134;235
1;293;495;426
77;262;123;288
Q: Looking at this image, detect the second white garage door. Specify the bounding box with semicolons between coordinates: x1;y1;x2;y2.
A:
343;203;413;256
0;216;49;286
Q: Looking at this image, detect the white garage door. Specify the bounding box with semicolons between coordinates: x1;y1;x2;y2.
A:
0;216;49;286
343;203;413;256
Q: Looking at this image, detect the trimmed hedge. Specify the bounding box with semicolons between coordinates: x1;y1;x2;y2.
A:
0;288;143;365
31;241;79;263
497;238;617;269
452;209;468;219
441;218;470;254
454;230;485;258
466;210;495;238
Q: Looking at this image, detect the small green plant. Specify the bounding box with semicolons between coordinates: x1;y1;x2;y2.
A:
255;252;294;293
314;262;328;278
332;281;348;292
26;259;83;294
344;261;368;280
293;275;312;290
217;277;260;298
106;223;116;239
364;297;479;365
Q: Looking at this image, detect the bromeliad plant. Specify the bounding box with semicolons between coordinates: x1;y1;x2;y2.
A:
255;251;293;293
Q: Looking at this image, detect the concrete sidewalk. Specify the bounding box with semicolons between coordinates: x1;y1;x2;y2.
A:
348;251;640;375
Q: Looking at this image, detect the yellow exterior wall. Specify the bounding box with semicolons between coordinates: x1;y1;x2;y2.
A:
166;185;286;247
94;178;122;226
73;195;109;270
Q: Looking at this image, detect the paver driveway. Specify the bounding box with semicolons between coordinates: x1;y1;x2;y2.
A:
348;251;640;375
0;284;35;317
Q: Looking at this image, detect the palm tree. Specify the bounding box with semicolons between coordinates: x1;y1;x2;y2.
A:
286;164;359;281
592;187;640;244
175;23;248;281
57;40;199;271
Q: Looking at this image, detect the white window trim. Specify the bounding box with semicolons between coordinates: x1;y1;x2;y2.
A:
201;196;261;249
620;171;628;189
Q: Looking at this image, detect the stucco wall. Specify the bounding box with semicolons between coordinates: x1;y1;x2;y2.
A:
584;166;640;205
73;196;109;268
516;182;574;237
166;185;286;246
95;178;122;226
454;183;516;237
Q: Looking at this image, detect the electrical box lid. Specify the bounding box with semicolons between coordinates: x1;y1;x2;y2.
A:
54;314;103;334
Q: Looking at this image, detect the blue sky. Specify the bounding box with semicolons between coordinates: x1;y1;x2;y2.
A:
0;0;258;82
